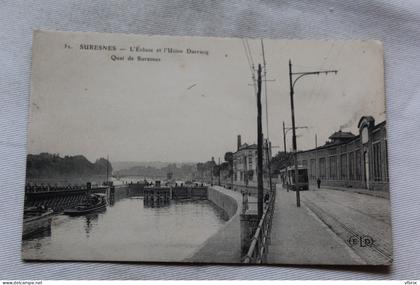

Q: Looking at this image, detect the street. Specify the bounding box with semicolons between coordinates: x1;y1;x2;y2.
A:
267;186;392;265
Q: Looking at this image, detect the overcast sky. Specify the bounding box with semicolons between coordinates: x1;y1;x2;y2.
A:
28;31;385;163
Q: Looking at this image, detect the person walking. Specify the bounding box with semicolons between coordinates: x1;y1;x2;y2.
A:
317;177;321;189
264;192;270;205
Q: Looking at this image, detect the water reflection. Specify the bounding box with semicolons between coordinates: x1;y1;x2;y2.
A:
83;211;103;236
24;226;52;241
22;191;226;262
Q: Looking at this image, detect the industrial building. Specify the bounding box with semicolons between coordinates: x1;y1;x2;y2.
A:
296;116;389;191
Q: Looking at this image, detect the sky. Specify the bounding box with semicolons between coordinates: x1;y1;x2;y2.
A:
28;31;385;163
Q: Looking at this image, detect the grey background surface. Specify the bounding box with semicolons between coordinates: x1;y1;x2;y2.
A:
0;0;419;280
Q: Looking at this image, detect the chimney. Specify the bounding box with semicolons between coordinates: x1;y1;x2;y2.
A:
237;135;242;150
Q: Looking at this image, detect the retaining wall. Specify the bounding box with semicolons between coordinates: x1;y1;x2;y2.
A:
185;186;243;263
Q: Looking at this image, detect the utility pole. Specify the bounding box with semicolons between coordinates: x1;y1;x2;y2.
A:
315;134;318;181
264;139;273;196
106;154;109;184
231;158;234;189
211;156;214;186
288;59;337;207
282;122;308;194
257;64;264;219
218;157;221;186
289;60;300;207
261;39;273;197
283;123;308;156
283;121;287;154
261;39;269;139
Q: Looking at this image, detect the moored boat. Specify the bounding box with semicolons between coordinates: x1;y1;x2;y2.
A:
63;194;107;216
23;206;54;238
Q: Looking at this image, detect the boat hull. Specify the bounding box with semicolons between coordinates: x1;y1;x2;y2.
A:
64;202;107;216
22;211;53;239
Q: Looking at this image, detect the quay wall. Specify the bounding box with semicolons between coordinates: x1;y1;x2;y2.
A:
113;185;130;200
172;186;207;200
127;183;146;196
186;186;243;263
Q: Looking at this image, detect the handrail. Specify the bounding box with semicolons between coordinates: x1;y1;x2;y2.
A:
242;188;276;263
25;185;108;194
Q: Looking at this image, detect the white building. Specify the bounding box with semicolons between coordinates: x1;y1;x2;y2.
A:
232;135;271;187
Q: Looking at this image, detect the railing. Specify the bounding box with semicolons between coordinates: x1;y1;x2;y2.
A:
25;184;108;194
242;188;276;264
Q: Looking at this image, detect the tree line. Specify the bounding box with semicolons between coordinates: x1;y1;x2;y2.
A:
26;153;112;179
114;163;196;180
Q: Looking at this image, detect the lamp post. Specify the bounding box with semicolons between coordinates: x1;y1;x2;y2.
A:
288;59;337;207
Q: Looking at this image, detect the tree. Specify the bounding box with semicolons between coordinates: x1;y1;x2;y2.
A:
26;153;112;179
224;152;233;164
212;164;220;177
271;151;293;174
223;151;234;186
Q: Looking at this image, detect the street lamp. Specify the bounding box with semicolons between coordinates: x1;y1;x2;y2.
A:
288;59;337;207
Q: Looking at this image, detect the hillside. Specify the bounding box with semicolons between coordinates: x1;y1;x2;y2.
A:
26;153;112;179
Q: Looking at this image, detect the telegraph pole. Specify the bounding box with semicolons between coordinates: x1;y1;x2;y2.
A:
315;134;318;182
218;157;221;186
265;139;273;195
288;59;337;207
257;64;264;219
261;39;273;197
283;123;308;156
283;121;287;154
289;60;300;207
211;156;214;186
106;154;109;184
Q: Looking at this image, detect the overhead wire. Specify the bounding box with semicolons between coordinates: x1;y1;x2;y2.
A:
261;38;269;140
242;39;257;97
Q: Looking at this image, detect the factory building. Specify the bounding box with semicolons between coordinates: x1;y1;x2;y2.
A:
296;116;389;191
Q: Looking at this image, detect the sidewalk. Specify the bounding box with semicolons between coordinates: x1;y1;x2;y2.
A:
267;188;365;265
310;184;390;199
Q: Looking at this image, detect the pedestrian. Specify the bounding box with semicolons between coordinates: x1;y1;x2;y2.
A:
264;192;270;204
317;177;321;189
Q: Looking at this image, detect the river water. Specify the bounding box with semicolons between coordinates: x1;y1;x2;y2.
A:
22;194;227;262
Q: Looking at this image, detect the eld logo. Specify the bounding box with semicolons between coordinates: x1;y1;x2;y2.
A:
347;235;375;247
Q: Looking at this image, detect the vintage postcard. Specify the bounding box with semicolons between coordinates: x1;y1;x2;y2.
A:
22;30;392;265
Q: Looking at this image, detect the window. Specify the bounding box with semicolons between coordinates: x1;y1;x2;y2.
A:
356;150;362;180
329;156;337;180
319;158;326;179
373;142;382;181
361;127;369;144
349;152;355;180
340;154;347;180
248;156;253;170
310;159;316;180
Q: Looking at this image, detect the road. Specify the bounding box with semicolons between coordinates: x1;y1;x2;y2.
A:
267;186;392;265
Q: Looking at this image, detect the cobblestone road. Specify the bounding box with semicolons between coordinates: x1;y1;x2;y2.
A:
267;186;392;265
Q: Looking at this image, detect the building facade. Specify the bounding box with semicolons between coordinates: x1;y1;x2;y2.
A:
232;135;271;188
296;116;389;191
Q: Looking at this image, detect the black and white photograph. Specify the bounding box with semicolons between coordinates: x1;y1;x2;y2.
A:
22;30;391;265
